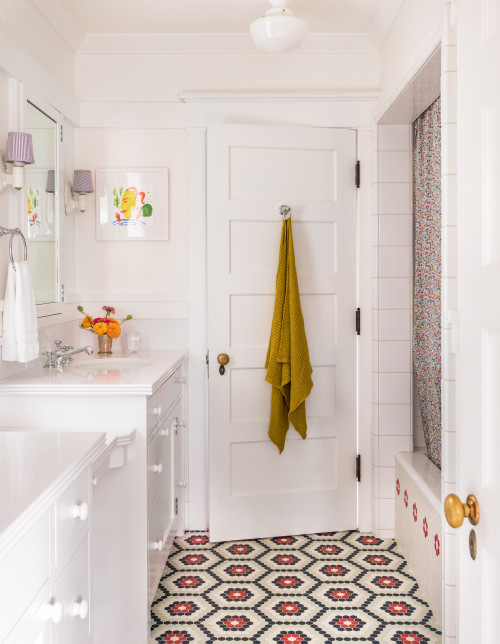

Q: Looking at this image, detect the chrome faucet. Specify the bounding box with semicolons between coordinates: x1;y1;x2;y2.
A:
55;345;93;365
42;340;93;368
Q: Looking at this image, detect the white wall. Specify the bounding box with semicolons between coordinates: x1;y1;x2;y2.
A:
379;0;443;110
0;0;74;93
74;128;187;298
75;52;379;102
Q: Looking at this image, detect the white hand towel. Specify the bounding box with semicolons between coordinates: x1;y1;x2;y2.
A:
14;261;39;362
2;261;39;362
2;263;17;361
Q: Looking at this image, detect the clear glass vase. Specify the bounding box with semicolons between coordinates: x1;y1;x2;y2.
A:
123;330;141;353
97;334;113;355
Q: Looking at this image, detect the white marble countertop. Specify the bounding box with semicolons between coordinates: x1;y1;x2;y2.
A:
0;430;106;556
0;349;187;395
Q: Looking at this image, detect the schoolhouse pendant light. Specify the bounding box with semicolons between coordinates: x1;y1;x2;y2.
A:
250;0;308;54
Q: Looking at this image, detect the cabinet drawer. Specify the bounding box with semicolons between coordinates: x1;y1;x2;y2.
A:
55;470;89;567
147;365;185;433
10;594;51;644
53;537;90;644
0;511;50;642
148;410;175;507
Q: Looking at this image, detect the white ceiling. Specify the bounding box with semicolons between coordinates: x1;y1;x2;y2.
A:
31;0;405;52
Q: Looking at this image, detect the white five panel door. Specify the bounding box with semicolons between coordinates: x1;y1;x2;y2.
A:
455;1;500;640
207;124;358;542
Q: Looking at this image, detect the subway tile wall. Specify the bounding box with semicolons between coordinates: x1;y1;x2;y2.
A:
370;4;457;639
371;122;413;538
441;3;458;641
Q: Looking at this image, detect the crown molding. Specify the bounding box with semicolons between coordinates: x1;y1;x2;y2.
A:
179;91;380;103
77;32;377;55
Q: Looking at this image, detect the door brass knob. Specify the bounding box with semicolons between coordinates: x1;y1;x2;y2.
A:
217;353;230;375
444;493;480;528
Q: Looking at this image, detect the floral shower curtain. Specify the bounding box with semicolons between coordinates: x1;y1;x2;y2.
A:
413;97;442;468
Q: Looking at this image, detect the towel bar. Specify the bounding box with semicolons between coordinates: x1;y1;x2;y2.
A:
0;226;28;270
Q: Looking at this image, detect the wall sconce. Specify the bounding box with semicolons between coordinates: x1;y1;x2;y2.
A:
65;169;94;214
1;132;35;191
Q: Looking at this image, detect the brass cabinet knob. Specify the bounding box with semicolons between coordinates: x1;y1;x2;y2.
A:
444;493;480;528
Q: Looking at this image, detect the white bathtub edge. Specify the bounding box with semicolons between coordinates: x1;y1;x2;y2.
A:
395;449;442;514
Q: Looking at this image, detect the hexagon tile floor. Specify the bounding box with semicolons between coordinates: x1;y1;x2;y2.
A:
150;531;442;643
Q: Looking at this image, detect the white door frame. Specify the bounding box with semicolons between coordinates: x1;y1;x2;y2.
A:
183;93;376;535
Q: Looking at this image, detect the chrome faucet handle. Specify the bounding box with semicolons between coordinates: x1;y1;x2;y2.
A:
41;351;57;368
54;340;62;349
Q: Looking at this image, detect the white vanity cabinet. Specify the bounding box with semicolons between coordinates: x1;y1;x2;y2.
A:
0;431;106;644
0;349;188;644
147;369;186;606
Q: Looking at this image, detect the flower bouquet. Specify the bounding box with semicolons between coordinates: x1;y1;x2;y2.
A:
78;305;132;354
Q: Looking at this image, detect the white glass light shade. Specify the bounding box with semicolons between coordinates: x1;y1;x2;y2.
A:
250;10;308;53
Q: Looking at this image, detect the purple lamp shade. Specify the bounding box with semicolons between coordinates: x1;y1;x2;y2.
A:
72;169;94;194
4;132;35;165
46;169;55;193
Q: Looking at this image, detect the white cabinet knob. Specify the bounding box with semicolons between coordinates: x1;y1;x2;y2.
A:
175;376;187;384
70;502;89;521
178;481;187;488
178;420;187;428
152;463;163;474
153;406;162;416
151;540;163;551
160;427;169;437
41;601;63;623
71;599;89;620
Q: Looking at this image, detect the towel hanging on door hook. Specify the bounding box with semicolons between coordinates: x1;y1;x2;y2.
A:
0;226;28;271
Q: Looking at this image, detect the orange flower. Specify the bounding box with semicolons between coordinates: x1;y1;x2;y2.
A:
108;317;119;324
93;322;108;335
106;323;121;339
81;316;93;329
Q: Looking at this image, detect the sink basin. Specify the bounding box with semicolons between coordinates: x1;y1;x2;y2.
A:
73;358;153;370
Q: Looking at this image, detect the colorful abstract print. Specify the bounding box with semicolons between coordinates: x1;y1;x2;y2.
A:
413;97;442;469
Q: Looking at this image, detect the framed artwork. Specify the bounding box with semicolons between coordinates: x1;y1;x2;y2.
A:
26;168;56;241
95;168;169;241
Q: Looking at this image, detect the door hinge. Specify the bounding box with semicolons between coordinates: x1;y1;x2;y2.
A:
355;160;360;188
60;124;63;143
206;350;209;377
356;454;361;482
356;308;361;335
61;283;65;303
175;497;179;515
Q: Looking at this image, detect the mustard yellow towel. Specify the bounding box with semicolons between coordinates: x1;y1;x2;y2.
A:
265;218;313;453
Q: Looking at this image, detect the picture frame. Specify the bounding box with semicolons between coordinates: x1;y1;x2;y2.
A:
25;168;56;241
95;168;169;241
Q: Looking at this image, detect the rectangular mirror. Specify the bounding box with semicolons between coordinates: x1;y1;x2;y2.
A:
25;100;58;304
